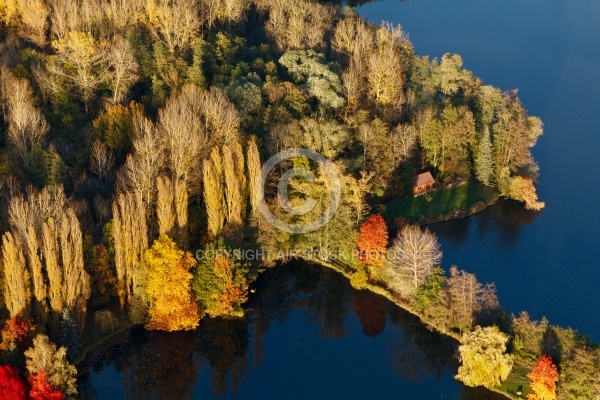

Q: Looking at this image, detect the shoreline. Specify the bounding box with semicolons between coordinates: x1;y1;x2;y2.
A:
385;180;501;226
417;195;499;225
77;254;517;398
307;257;516;400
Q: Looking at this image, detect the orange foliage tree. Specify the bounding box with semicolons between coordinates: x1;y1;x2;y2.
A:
193;239;248;317
144;235;202;331
0;365;28;400
357;214;389;267
211;255;246;316
0;317;32;350
28;371;64;400
528;354;559;400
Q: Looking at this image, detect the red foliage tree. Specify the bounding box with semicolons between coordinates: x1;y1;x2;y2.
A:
357;214;389;267
527;354;559;400
28;370;65;400
0;317;31;350
0;365;28;400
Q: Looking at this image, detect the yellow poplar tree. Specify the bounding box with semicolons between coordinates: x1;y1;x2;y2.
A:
144;235;201;331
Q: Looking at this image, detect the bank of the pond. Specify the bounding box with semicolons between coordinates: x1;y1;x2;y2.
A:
385;180;500;225
78;255;521;399
306;257;520;400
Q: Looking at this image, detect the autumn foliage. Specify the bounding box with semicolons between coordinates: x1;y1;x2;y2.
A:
144;235;202;332
211;255;247;317
527;354;559;400
0;317;31;350
193;240;248;318
28;371;64;400
357;214;389;267
0;365;27;400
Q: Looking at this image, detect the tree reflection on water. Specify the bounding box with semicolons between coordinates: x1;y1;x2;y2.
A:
79;262;502;398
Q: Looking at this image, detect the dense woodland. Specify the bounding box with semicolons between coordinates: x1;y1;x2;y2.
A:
0;0;591;399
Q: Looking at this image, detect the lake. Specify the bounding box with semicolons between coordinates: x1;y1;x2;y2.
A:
81;263;506;399
83;1;600;398
357;0;600;341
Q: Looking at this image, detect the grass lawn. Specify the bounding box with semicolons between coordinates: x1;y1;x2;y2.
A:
497;362;532;398
385;179;498;221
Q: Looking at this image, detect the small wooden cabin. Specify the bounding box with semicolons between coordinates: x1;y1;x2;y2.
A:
413;172;435;196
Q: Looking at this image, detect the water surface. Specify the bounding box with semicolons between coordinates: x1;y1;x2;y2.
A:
358;0;600;340
82;264;505;399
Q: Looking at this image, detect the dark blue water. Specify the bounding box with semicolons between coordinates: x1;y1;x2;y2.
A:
82;264;506;399
358;0;600;340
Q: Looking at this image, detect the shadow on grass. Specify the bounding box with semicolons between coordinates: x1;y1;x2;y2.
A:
385;180;498;222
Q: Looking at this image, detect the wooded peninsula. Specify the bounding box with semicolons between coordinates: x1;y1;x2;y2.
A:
0;0;596;399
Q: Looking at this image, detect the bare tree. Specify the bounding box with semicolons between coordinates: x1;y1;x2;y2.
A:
367;24;407;111
173;178;188;246
90;139;115;182
15;0;49;46
332;12;372;66
2;72;50;166
222;0;247;29
158;84;209;189
48;0;81;38
262;0;334;51
145;0;201;54
48;0;103;39
102;0;144;36
117;114;164;207
391;123;417;164
107;36;139;104
447;266;497;334
26;226;48;325
199;86;241;145
49;31;110;113
341;59;363;114
386;225;442;299
32;63;65;103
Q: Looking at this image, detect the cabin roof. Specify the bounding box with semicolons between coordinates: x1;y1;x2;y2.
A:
413;172;435;187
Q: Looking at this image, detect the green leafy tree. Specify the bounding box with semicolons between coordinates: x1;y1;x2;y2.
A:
92;102;142;163
511;312;548;363
456;326;513;388
558;347;600;400
44;145;68;187
193;239;248;317
279;50;345;112
412;266;445;314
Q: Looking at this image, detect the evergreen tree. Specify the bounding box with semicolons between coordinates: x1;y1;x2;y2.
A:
475;126;494;186
58;310;82;362
44;145;68;187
